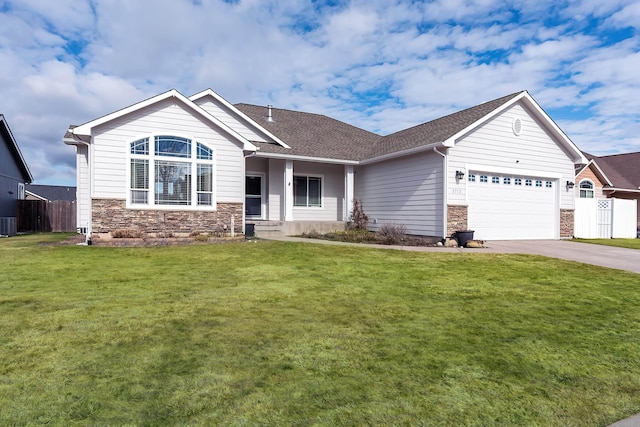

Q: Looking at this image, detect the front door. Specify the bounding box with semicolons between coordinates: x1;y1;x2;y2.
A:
245;175;262;218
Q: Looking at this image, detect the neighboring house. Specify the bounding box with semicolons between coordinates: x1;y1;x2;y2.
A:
0;114;33;236
25;184;76;202
64;89;587;241
574;152;639;237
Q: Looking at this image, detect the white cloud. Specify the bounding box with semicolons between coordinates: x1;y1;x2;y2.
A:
1;0;640;185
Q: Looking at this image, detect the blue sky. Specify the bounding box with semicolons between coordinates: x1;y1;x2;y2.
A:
1;0;639;185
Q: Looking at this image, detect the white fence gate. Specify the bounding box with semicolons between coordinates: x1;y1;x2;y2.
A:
574;198;637;238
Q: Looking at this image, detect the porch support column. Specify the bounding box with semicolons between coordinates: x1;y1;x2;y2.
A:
344;165;354;221
284;160;293;221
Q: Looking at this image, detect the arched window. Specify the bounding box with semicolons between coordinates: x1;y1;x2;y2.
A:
128;135;214;208
579;179;594;198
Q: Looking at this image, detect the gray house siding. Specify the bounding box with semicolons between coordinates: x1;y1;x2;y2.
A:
356;151;445;236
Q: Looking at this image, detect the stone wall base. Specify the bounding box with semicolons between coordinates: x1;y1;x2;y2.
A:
92;199;243;236
447;205;468;237
560;209;574;239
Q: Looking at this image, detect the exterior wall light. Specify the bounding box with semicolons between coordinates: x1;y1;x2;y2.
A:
455;170;465;180
566;181;575;189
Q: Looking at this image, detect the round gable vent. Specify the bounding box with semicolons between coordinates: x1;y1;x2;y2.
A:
512;118;523;136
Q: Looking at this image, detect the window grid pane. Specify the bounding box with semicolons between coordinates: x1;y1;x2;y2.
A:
155;160;191;205
197;142;212;160
308;177;321;207
155;136;191;158
131;138;149;155
293;176;307;206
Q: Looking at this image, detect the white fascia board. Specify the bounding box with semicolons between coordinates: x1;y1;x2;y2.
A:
189;89;290;149
518;93;588;164
359;141;444;165
71;89;257;152
443;92;527;147
254;151;358;165
72;89;182;135
25;190;48;202
603;187;640;194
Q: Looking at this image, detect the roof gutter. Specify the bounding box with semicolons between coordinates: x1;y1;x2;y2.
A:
360;141;444;165
603;187;640;194
253;151;359;165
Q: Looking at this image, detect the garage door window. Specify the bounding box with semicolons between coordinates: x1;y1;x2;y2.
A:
514;178;522;186
546;181;553;188
536;180;543;187
525;179;533;186
468;174;476;182
492;176;500;184
480;175;488;183
503;177;511;185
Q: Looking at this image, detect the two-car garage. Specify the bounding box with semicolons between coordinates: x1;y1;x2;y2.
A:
466;170;559;240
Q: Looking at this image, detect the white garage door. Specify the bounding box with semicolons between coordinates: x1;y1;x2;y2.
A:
467;172;557;240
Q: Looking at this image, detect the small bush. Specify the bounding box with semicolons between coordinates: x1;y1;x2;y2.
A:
111;229;144;239
348;199;368;230
193;233;210;242
377;223;407;245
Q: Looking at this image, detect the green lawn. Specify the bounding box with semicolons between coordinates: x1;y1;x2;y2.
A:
573;238;640;250
2;234;640;426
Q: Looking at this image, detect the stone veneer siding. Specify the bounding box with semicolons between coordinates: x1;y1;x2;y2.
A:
560;209;574;239
92;199;243;235
447;204;468;237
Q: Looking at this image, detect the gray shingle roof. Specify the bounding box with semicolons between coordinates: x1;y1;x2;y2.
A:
234;104;380;161
236;91;524;161
370;92;523;158
25;184;76;201
591;152;640;190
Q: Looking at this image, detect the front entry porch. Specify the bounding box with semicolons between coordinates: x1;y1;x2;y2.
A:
245;157;355;235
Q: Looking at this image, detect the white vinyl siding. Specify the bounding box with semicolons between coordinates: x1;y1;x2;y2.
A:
91;98;244;203
448;102;576;209
193;97;271;143
355;151;444;236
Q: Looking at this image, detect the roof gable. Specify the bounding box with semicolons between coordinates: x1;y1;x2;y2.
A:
591;152;640;190
189;89;290;149
575;159;613;187
371;91;587;164
0;114;33;182
69;90;256;152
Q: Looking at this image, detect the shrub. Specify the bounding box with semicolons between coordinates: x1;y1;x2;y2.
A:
377;223;408;245
349;199;368;230
111;229;144;239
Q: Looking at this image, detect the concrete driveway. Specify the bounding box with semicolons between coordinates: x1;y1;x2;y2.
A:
482;240;640;274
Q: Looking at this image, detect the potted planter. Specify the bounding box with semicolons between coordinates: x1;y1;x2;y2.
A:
454;230;475;247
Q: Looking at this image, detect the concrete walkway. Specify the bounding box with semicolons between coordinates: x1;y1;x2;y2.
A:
268;236;640;275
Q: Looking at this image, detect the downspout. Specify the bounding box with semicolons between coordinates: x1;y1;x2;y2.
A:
433;146;447;239
69;132;92;245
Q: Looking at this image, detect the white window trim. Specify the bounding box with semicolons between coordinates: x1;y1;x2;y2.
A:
125;133;216;211
579;179;595;199
293;174;324;209
245;172;266;219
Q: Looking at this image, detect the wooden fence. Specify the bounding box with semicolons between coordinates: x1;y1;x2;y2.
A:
17;200;77;232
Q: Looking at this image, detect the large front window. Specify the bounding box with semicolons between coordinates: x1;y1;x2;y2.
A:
293;175;322;207
129;135;214;208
